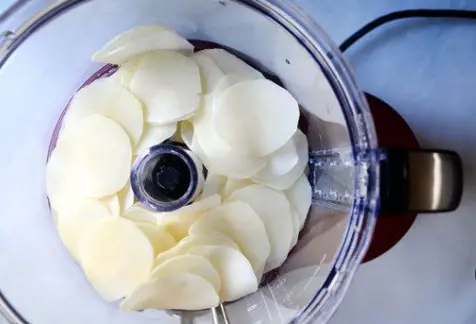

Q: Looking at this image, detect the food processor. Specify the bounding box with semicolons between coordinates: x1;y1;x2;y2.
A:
0;1;463;324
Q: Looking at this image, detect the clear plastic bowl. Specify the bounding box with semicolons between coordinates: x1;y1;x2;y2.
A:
0;1;378;323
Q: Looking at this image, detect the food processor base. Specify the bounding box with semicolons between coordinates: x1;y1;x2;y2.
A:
363;93;419;263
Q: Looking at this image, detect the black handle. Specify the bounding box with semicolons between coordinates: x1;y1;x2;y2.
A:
379;149;463;214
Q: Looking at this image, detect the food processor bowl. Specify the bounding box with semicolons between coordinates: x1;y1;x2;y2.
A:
0;0;379;323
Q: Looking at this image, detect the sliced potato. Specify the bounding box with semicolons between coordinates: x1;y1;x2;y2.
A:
79;217;154;301
63;79;144;146
118;181;135;212
179;120;195;149
189;201;270;277
150;254;221;292
155;231;239;266
189;245;258;302
135;123;177;154
122;203;158;224
92;25;194;64
130;51;201;125
100;194;120;216
290;211;301;249
228;185;294;272
201;173;226;198
156;194;221;240
214;79;299;157
285;174;312;229
57;199;114;260
192;52;225;93
213;74;250;97
254;137;298;181
194;94;266;178
135;222;176;256
50;115;132;198
120;273;219;311
221;178;252;199
253;130;309;190
200;49;263;79
109;60;140;89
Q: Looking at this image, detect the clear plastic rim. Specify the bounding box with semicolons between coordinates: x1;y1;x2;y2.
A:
0;1;379;323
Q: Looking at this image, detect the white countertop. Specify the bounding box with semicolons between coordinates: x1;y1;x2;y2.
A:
1;0;476;323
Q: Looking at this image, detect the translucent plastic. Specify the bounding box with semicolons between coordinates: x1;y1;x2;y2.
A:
0;1;379;323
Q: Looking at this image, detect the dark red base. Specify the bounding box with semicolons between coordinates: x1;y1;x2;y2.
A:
362;93;419;263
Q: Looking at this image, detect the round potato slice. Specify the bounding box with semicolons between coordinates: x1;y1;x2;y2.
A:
214;79;299;157
122;203;158;224
189;201;270;278
201;173;226;198
189;245;258;302
57;199;114;260
180;120;195;149
92;25;194;64
253;130;309;190
135;222;176;256
79;217;154;301
254;137;298;181
156;194;221;240
51;115;132;198
155;231;239;266
290;211;301;249
228;185;294;272
150;254;221;292
110;59;141;89
120;273;219;311
213;74;249;97
100;194;120;216
63;79;144;146
200;49;264;79
130;51;201;125
194;94;265;178
135;122;177;154
192;52;225;93
221;178;253;199
118;181;135;213
285;174;312;229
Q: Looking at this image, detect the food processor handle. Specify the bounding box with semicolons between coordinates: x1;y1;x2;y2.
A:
378;149;463;214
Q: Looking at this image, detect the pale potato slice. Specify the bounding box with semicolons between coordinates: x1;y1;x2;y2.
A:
79;217;154;301
253;130;309;190
100;194;120;216
135;222;176;256
51;115;132;198
189;245;258;302
57;199;114;260
150;254;221;292
192;52;225;93
200;49;264;79
122;203;158;224
285;174;312;229
194;94;265;178
120;273;219;311
156;194;221;240
221;178;252;199
254;137;298;181
189;201;270;277
214;79;299;157
228;185;294;272
135;123;177;154
63;79;144;146
130;51;201;125
92;25;194;64
180;120;194;149
110;59;141;89
290;211;301;249
118;181;135;212
201;173;226;198
213;74;249;97
155;231;239;266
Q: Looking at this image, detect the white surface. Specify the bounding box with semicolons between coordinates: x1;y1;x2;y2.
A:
1;0;476;323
